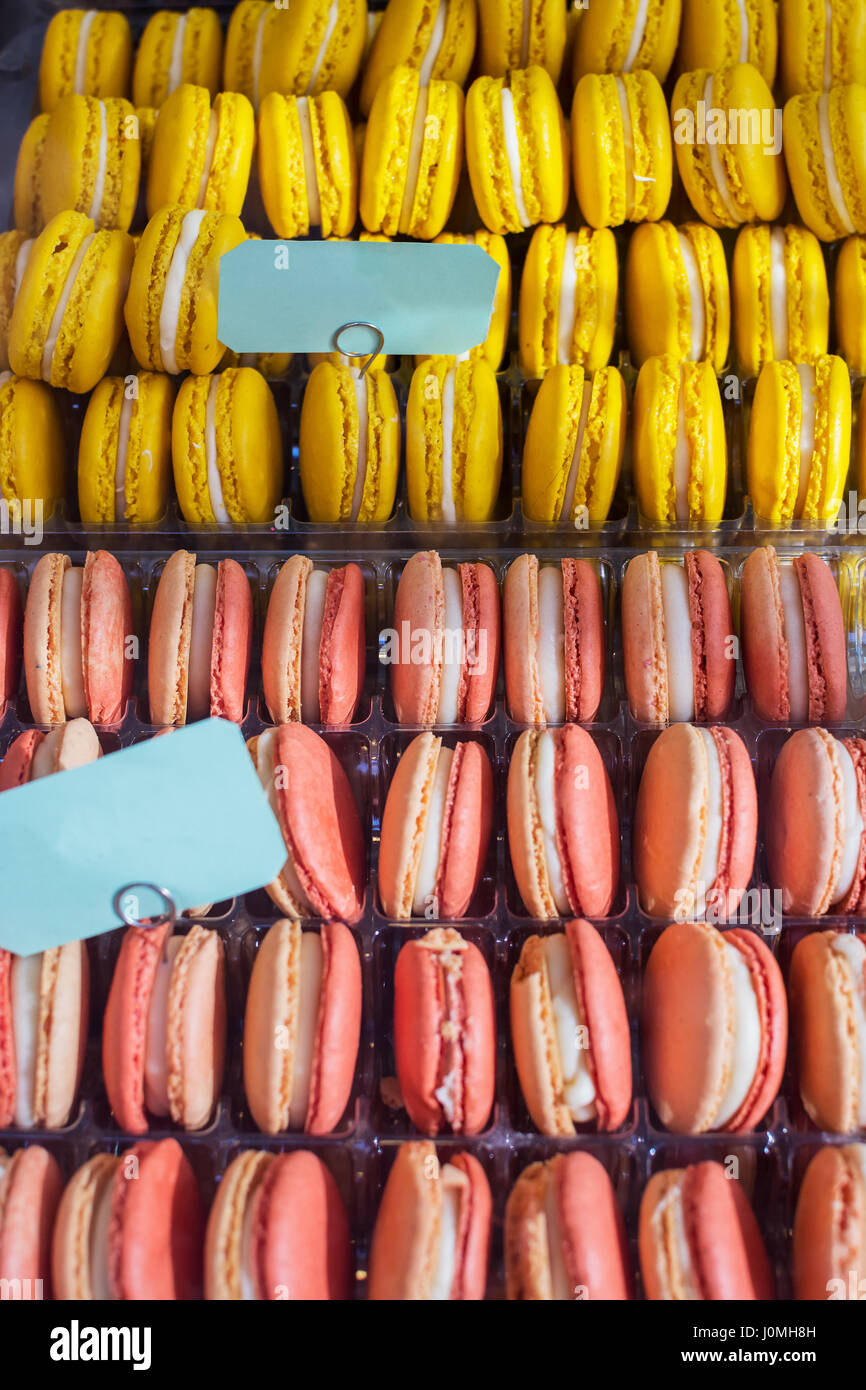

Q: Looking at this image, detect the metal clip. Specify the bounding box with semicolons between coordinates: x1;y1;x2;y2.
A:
332;321;385;377
113;882;178;931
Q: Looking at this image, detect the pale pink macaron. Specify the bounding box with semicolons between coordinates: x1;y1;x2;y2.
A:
0;718;101;791
503;553;605;725
262;555;365;725
0;940;89;1129
0;1144;63;1299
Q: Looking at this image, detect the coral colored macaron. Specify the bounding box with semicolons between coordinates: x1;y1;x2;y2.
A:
0;720;101;792
519;223;618;377
133;8;223;107
465;66;569;236
793;1144;866;1300
0;1145;63;1298
262;556;365;726
504;554;606;725
39;8;133;112
0;941;88;1130
789;930;866;1133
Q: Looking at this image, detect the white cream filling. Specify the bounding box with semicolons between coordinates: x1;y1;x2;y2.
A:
673;368;692;522
777;564;810;722
697;728;724;902
654;1182;702;1299
819;92;855;234
14;239;32;298
168;13;189;94
734;0;751;61
660;563;695;723
768;228;789;361
714;941;763;1127
300;567;328;723
306;0;340;93
89;1175;115;1301
429;1166;461;1300
74;10;97;94
501;86;529;227
41;232;94;380
239;1189;260;1300
412;745;454;915
349;371;369;521
187;563;218;720
159;208;206;374
536;566;565;724
418;0;448;85
205;373;230;524
113;392;134;521
400;86;429;231
536;731;571;916
195;109;220;210
60;565;87;718
614;77;635;218
830;934;866;1124
289;931;324;1127
256;728;314;912
544;935;596;1122
251;5;268;108
296;97;322;229
703;74;742;224
543;1175;575;1299
434;1063;459;1125
143;933;182;1117
556;233;580;365
623;0;651;69
11;952;41;1128
677;231;706;362
832;741;864;904
795;363;816;516
439;365;457;523
823;0;834;90
559;380;592;523
87;100;108;223
437;567;463;723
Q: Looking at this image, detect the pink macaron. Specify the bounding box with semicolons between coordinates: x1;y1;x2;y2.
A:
503;553;605;725
262;556;365;726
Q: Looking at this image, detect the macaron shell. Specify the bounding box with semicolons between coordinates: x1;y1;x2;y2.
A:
765;728;843;915
172;368;283;524
438;741;494;918
257;90;357;238
0;568;21;707
306;921;362;1134
556;1150;632;1299
783;86;866;241
23;551;68;724
789;930;864;1132
261;554;311;723
40;95;141;232
723;926;788;1131
133;8;224;107
0;730;45;791
78;372;175;525
555;724;620;916
793;1145;866;1300
102;922;171;1134
148;549;195;725
391;551;444;725
259;0;367;101
733;224;829;376
477;0;567;80
0;1145;63;1297
38;940;90;1129
39;10;133;111
318;564;365;725
572;71;672;228
110;1137;204;1300
518;224;618;377
82;549;134;724
679;0;778;85
211;558;252;722
256;1150;352;1299
378;731;441;918
360;0;477;116
51;1152;119;1299
447;1150;491;1299
836;234;866;374
148;86;255;220
166;926;226;1130
567;917;632;1130
687;549;736;720
460;561;500;724
0;953;13;1125
573;0;681;82
298;361;400;523
465;68;569;235
367;1141;442;1299
621;552;665;723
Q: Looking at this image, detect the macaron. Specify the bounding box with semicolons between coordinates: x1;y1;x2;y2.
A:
37;95;140;234
793;1144;866;1300
421;230;511;371
147;86;254;220
671;64;787;227
406;357;503;523
511;917;631;1135
204;1149;352;1300
0;941;89;1129
732;224;830;377
521;365;627;526
148;551;253;726
248;723;365;923
262;557;365;726
361;0;477;115
632;356;728;524
507;726;620;919
505;1151;632;1300
257;0;368;101
783;85;866;240
243;919;361;1135
519;224;618;377
223;0;282;108
51;1138;204;1299
572;71;672;229
9;211;133;394
0;374;67;519
622;550;735;724
39;9;133;112
361;65;463;239
476;0;567;81
503;554;605;725
257;90;357;238
679;0;778;85
379;733;494;920
465;67;569;236
572;0;681;83
299;362;400;523
639;1161;774;1300
766;730;866;916
0;720;101;792
779;0;866;97
789;931;866;1132
172;368;284;525
367;1142;491;1300
643;921;787;1134
0;1145;63;1300
78;372;175;525
24;551;133;727
626;221;730;372
0;568;21;711
133;8;224;107
394;927;495;1134
741;547;846;724
634;724;757;920
389;552;501;725
747;356;852;524
835;235;866;375
13;120;49;238
125;206;245;377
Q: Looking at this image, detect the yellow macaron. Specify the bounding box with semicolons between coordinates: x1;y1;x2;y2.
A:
38;95;140;233
747;356;852;523
835;235;866;375
133;9;224;107
519;223;618;378
465;66;569;236
147;85;255;219
633;355;728;524
258;90;357;238
172;367;283;525
78;372;176;525
39;9;133;112
626;221;730;372
13;116;50;237
572;0;681;84
222;0;281;108
360;0;477;117
406;356;503;522
779;0;866;98
679;0;778;87
0;232;34;372
299;361;400;523
522;364;627;525
255;0;368;102
0;373;67;517
125;206;246;376
9;210;133;395
732;224;829;377
361;64;463;239
571;72;672;228
416;231;512;372
476;0;567;83
783;84;866;241
858;379;866;500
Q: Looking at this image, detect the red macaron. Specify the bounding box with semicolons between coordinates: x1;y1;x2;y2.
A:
0;567;22;709
503;553;605;724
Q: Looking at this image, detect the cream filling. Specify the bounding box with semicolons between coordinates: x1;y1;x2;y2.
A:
536;731;570;915
819;92;855;235
239;1190;259;1300
168;13;189;94
614;77;635;218
306;0;340;93
544;934;596;1122
703;74;742;224
195;109;220;210
623;0;651;69
768;228;789;360
823;0;834;90
543;1175;574;1298
418;0;448;84
251;5;268;108
296;97;322;229
187;563;218;720
113;392;134;520
439;366;457;523
654;1182;702;1300
559;380;592;522
412;745;454;915
795;363;816;516
11;952;41;1128
777;564;810;722
714;942;763;1127
87;101;108;223
677;231;706;362
536;565;565;724
349;371;369;521
429;1166;461;1300
734;0;751;60
556;233;580;365
660;563;695;723
289;931;324;1128
300;567;328;723
829;934;866;1124
14;239;32;298
501;87;529;227
0;371;10;388
205;373;230;524
831;740;864;904
673;368;692;522
41;232;94;379
437;568;464;723
696;728;724;904
159;208;207;374
60;565;87;718
143;933;183;1117
400;86;429;230
89;1176;115;1301
74;10;97;94
257;727;314;912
